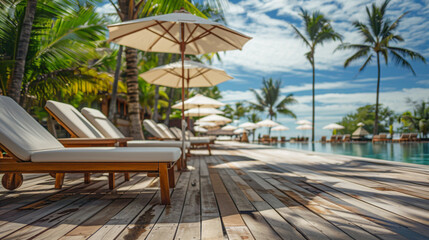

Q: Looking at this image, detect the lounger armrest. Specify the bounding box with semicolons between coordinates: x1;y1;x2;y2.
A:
58;138;119;147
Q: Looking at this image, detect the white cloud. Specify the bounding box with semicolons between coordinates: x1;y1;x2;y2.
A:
417;80;429;85
281;81;367;93
214;0;429;75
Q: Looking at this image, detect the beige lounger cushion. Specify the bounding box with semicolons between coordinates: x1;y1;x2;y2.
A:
171;127;210;143
81;107;125;138
32;147;180;163
0;96;64;161
46;100;104;138
157;123;178;139
143;119;169;139
127;140;190;148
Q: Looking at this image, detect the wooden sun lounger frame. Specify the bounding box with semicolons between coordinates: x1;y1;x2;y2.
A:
44;107;181;191
0;143;175;205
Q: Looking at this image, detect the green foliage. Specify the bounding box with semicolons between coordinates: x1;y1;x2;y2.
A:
338;104;396;134
399;99;429;137
249;78;297;120
223;102;248;121
193;86;222;100
0;0;111;106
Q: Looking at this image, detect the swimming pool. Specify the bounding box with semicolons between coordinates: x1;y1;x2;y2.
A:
263;142;429;165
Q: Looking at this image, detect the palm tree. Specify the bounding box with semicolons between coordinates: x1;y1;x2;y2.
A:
7;0;37;104
291;9;342;142
249;78;297;135
336;0;426;135
247;112;262;142
399;99;429;138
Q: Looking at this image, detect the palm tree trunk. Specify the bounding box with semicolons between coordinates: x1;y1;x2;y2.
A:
108;45;123;122
374;52;381;135
164;87;174;125
125;47;144;139
311;60;315;142
7;0;37;103
152;85;160;121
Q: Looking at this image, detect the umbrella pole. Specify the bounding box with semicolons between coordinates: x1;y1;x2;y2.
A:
180;23;187;169
186;77;191;134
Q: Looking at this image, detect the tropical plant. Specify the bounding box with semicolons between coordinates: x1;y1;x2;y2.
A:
249;78;297;135
399;99;429;138
223;102;248;122
338;104;396;135
7;0;37;103
193;86;222;100
336;0;426;135
291;8;342;142
0;0;108;108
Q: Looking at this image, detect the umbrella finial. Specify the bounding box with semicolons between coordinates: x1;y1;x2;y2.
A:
175;8;190;14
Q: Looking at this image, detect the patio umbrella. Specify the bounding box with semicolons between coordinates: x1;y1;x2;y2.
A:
357;122;365;127
272;125;289;131
296;124;313;130
172;94;225;110
233;128;247;134
199;114;231;125
184;107;223;117
256;119;279;127
107;9;251;163
221;125;237;131
196;122;217;128
323;123;345;135
239;122;259;130
296;120;311;125
194;126;208;133
140;60;233;88
353;126;369;136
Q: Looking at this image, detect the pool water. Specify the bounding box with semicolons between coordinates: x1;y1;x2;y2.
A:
263;142;429;165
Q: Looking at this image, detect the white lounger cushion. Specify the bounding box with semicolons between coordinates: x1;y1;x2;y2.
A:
81;107;125;138
157;123;178;139
143;119;170;139
46;100;104;138
32;147;180;163
127;140;190;148
0;96;65;161
171;127;210;144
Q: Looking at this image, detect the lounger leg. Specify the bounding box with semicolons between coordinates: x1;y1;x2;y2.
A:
84;173;90;184
176;156;182;171
109;173;115;190
207;144;212;156
168;166;175;188
159;163;170;205
55;173;65;189
124;173;130;181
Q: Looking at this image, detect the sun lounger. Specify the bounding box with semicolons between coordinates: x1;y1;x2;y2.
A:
327;135;336;143
144;120;211;155
343;134;351;142
45;100;188;172
280;136;286;142
336;135;343;142
373;134;389;142
320;136;327;142
80;107;190;169
0;96;179;204
409;133;418;141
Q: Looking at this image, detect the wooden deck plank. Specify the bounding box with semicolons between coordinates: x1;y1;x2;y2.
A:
1;143;429;240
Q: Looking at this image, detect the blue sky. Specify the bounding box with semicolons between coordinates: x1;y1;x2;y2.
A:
98;0;429;138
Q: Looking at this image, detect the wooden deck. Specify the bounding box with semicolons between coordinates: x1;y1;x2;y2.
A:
1;141;429;239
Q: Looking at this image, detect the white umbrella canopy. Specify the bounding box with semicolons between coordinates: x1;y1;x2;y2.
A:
184;107;223;117
140;60;233;88
357;122;365;127
296;120;311;125
172;94;225;110
107;9;251;163
194;126;208;133
195;121;217;128
272;125;289;131
239;122;259;130
199;114;231;125
233;128;247;134
107;10;251;55
323;123;345;130
296;124;313;130
257;119;279;127
221;125;237;131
